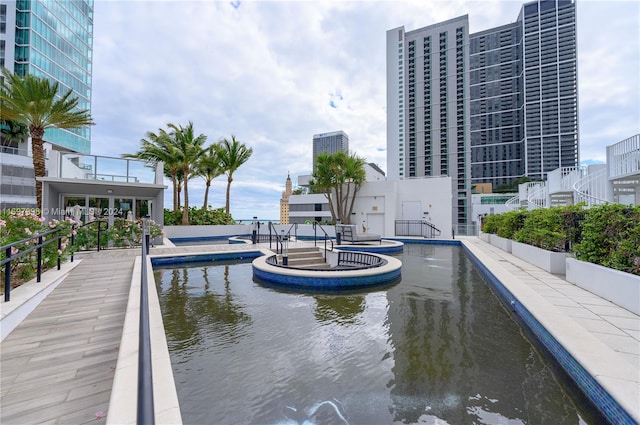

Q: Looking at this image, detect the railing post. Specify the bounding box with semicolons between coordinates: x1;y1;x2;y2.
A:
70;224;76;263
37;235;43;282
4;247;11;302
144;215;150;254
57;237;62;270
97;221;102;252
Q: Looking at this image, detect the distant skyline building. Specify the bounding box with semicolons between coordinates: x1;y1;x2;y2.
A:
312;130;349;171
386;0;578;228
1;0;94;209
279;172;292;224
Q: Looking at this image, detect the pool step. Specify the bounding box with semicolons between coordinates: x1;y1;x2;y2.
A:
280;247;330;269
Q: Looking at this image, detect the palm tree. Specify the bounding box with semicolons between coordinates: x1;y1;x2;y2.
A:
195;144;224;209
217;135;253;215
0;68;94;210
168;122;206;225
1;119;29;149
310;151;366;223
123;128;182;212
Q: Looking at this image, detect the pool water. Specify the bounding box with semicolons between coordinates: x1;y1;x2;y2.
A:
154;244;595;425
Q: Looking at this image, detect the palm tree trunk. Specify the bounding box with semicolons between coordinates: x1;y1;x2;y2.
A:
203;181;211;209
29;128;46;212
171;173;179;212
181;167;189;225
225;175;233;215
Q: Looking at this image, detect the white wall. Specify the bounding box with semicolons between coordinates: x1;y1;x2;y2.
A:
353;176;452;237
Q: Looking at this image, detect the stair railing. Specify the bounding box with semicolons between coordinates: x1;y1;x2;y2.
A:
312;222;333;261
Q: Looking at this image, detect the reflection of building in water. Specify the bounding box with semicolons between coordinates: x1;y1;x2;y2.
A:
383;245;580;423
313;295;366;325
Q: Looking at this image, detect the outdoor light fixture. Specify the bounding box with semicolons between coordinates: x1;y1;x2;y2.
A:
106;189;113;194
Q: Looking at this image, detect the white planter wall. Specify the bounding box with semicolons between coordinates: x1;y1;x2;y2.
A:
566;258;640;315
511;241;568;274
490;234;512;253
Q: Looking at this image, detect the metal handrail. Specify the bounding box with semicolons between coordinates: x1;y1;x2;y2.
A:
394;220;441;238
267;222;283;253
573;167;608;207
265;251;385;271
312;221;334;261
136;218;155;424
1;226;74;302
73;219;109;252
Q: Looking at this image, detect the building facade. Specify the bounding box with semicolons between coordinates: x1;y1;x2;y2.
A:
1;0;94;209
386;0;578;229
470;0;578;187
279;173;292;224
312;130;349;171
386;16;471;231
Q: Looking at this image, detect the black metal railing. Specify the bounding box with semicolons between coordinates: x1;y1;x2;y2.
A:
395;220;441;238
265;251;385;271
312;221;333;261
73;219;109;252
137;218;155;424
337;251;386;269
1;226;74;302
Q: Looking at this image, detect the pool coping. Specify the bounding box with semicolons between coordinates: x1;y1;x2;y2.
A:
461;239;639;424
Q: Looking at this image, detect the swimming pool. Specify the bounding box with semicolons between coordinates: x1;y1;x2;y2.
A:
154;244;600;424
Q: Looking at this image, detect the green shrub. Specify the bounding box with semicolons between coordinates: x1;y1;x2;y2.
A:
164;207;235;225
512;205;584;252
574;204;640;275
497;209;527;240
0;210;75;291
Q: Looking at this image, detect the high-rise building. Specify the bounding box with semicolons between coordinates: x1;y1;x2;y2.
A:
312;130;349;171
386;16;471;229
387;0;578;225
470;0;578;186
1;0;94;209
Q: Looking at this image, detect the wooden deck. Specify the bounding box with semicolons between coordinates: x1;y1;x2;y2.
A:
0;250;138;425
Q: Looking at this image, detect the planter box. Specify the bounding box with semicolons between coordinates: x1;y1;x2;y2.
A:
489;234;512;253
566;258;640;315
479;232;491;243
512;241;568;274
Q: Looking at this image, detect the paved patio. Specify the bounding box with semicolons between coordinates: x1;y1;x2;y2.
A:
0;238;638;423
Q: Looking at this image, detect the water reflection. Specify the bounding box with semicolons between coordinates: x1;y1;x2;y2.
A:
155;247;596;425
313;295;366;325
155;263;252;353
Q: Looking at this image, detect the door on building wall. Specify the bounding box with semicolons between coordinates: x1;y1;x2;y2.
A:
402;201;422;220
366;213;384;236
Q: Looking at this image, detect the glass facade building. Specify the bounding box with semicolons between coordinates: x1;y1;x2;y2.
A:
388;0;578;194
1;0;94;154
312;130;349;171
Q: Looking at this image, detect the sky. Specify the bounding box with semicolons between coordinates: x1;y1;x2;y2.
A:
89;0;640;220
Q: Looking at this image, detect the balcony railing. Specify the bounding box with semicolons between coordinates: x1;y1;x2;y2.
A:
607;134;640;180
58;153;158;184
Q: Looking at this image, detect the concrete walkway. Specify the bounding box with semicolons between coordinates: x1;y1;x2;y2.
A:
0;238;639;423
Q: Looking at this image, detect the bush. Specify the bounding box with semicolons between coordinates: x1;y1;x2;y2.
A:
574;204;640;275
514;207;566;252
0;210;75;290
482;209;527;240
164;207;235;225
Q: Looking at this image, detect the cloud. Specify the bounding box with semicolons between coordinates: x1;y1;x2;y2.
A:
90;1;639;219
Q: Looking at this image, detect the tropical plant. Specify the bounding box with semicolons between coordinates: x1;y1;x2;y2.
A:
195;144;224;209
0;68;94;211
168;122;207;224
1;119;29;149
309;151;367;224
123;128;182;212
217;135;253;215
